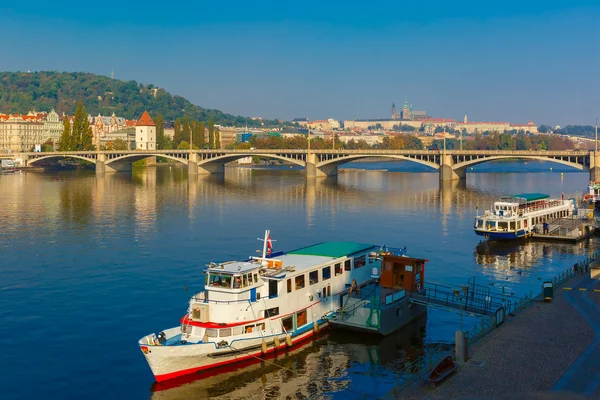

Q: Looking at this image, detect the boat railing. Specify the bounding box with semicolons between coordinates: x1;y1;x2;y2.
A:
190;291;261;305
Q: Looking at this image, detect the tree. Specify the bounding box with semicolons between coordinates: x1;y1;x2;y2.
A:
173;118;182;147
111;138;129;150
72;101;93;150
197;121;206;148
155;114;167;149
41;139;54;152
59;117;71;150
182;116;190;143
215;127;221;149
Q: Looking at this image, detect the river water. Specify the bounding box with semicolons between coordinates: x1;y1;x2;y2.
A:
0;160;596;400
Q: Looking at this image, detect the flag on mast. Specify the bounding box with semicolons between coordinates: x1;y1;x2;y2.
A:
267;234;273;255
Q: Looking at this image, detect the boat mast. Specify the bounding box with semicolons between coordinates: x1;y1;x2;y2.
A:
260;229;270;266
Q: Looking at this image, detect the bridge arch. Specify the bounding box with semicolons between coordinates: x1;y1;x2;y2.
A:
317;154;440;170
105;153;189;165
453;155;584;171
198;153;306;167
28;154;97;165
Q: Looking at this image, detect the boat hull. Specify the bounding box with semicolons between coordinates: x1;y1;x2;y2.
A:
474;229;528;241
140;319;329;382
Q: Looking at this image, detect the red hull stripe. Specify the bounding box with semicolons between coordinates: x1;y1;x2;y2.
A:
180;316;262;328
154;326;327;382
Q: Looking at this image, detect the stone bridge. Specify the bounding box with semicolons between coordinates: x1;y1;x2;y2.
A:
3;149;598;181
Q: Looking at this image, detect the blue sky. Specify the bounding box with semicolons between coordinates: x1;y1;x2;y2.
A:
1;1;599;125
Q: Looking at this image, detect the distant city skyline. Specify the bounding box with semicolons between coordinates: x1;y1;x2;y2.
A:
1;1;599;126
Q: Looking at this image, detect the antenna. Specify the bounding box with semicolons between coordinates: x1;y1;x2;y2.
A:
256;230;276;266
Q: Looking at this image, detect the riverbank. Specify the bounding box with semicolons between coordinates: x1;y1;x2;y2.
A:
385;272;600;399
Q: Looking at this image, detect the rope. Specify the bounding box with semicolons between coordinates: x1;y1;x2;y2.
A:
226;342;381;399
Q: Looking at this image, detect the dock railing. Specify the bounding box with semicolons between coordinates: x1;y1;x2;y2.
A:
464;316;496;344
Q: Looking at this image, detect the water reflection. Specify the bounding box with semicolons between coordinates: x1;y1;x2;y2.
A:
150;315;427;400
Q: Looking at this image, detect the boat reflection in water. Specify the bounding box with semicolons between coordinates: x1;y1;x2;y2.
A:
474;239;587;272
151;315;428;400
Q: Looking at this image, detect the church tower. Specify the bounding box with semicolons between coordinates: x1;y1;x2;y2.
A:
136;111;156;150
463;115;468;123
392;103;400;120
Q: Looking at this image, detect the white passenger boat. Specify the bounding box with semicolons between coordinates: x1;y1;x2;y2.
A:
584;181;600;211
138;230;389;382
473;193;574;241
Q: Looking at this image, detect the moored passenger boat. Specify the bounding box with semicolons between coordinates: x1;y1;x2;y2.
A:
138;230;396;382
584;181;600;211
474;193;574;241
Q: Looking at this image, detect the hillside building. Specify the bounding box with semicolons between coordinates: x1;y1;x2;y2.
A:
0;110;62;153
135;111;156;150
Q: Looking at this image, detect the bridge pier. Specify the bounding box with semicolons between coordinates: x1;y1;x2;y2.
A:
197;163;224;175
439;153;466;182
306;154;337;178
105;162;132;173
96;153;106;174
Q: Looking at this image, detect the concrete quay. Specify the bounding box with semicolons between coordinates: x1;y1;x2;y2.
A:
384;272;600;399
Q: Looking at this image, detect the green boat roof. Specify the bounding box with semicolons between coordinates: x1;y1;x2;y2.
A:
511;193;549;202
288;242;375;258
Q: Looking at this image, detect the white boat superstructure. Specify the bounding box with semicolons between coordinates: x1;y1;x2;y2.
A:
138;230;387;382
474;193;574;240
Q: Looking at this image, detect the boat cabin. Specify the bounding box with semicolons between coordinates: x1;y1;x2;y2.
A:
379;254;428;292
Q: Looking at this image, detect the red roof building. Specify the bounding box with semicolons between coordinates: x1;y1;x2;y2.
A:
136;111;155;126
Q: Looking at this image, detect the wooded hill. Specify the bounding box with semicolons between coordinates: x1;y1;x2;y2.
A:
0;71;278;126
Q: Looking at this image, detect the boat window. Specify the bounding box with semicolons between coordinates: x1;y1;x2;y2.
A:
309;270;319;285
243;274;249;287
257;322;265;331
233;326;243;335
327;285;331;297
486;221;496;230
206;328;218;338
282;316;294;332
248;274;253;285
244;324;255;333
295;274;305;290
233;276;242;289
254;273;258;283
335;263;343;275
287;279;292;293
344;259;352;271
517;221;521;229
323;266;331;280
322;286;328;298
296;310;307;327
220;328;232;337
266;307;279;317
524;219;528;228
354;255;366;269
499;222;508;231
209;273;233;288
477;219;484;228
